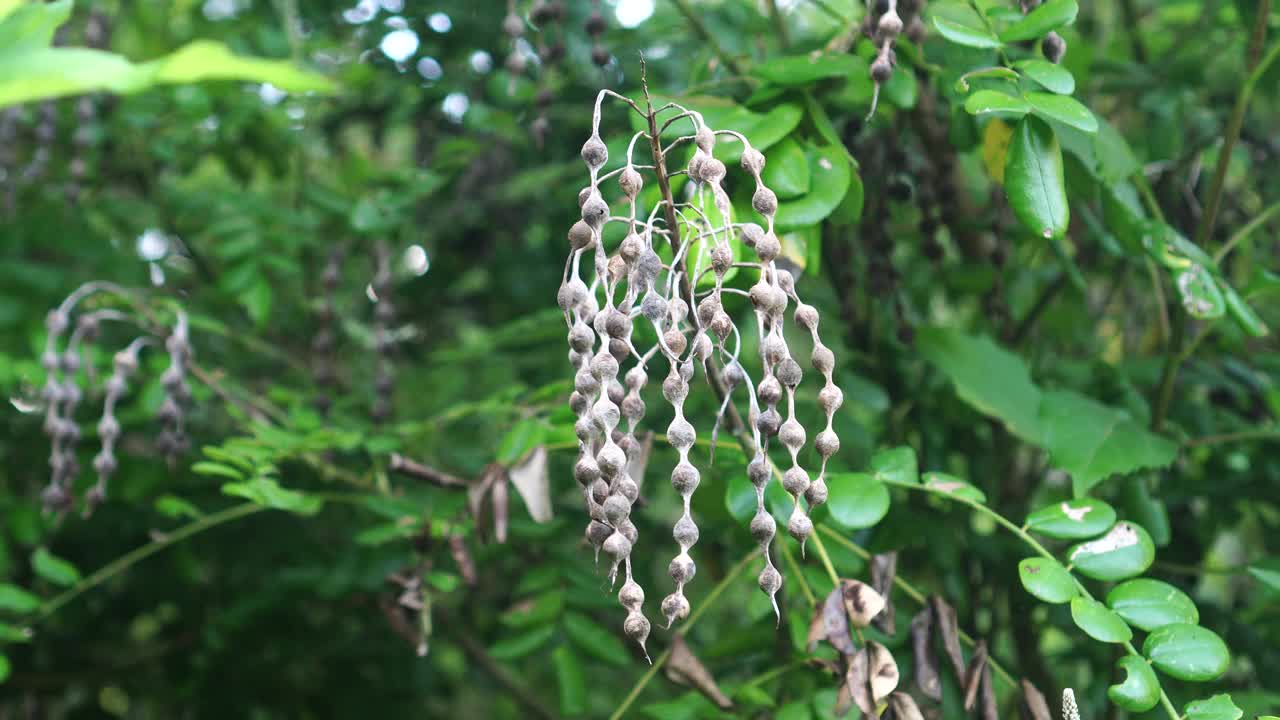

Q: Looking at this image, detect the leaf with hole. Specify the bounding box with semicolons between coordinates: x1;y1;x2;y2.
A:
1005;115;1068;240
964;90;1030;118
1176;265;1227;319
825;473;890;529
1107;656;1161;712
1143;623;1230;681
932;16;1003;48
1067;522;1155;581
999;0;1078;42
922;472;986;503
1185;694;1243;720
1106;579;1199;631
1015;59;1075;94
1070;596;1132;643
1025;498;1116;539
1018;557;1077;604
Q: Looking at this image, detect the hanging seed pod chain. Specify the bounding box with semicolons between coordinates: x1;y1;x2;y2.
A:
557;77;843;659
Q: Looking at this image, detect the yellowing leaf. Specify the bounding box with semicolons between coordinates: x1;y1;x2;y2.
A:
983;119;1014;184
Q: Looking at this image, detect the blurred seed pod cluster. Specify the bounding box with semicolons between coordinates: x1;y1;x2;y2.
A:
557;88;844;658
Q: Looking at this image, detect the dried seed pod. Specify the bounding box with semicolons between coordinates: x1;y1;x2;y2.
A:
1043;31;1067;63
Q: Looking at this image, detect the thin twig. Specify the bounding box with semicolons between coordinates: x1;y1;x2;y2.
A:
1183;428;1280;446
388;453;469;488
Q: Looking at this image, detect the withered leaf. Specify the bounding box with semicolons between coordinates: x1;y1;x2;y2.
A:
842;579;886;629
867;641;900;704
870;552;898;634
980;655;998;720
448;533;477;586
929;595;967;682
834;682;852;718
1020;679;1051;720
962;640;989;711
846;647;875;717
911;607;942;701
491;466;510;543
817;586;857;656
888;692;926;720
508;446;553;522
665;633;733;709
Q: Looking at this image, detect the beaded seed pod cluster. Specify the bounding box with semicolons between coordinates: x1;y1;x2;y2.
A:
557;87;844;659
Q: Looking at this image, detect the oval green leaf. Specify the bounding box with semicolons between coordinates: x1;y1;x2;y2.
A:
1015;59;1075;94
1005;115;1069;240
825;473;891;529
1025;498;1117;539
955;66;1020;92
1176;265;1227;319
1108;656;1161;712
1223;283;1269;337
999;0;1079;42
552;644;587;716
922;472;987;503
870;446;918;485
0;652;8;683
1143;623;1230;682
1018;557;1078;604
932;16;1003;49
753;53;865;85
775;144;851;230
0;584;40;614
1026;92;1097;133
1106;579;1199;631
1070;596;1132;643
31;547;81;587
763;137;811;198
563;612;629;666
964;89;1031;119
1185;695;1243;720
1067;522;1155;581
488;624;557;660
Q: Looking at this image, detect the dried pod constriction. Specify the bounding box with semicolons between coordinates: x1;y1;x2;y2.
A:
157;311;193;465
928;595;967;682
1020;679;1052;720
910;607;942;701
962;640;989;711
559;87;843;653
870;551;898;634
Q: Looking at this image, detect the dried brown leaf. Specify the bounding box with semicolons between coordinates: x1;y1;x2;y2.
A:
1020;679;1051;720
509;446;553;522
911;607;942;701
980;655;998;720
962;640;988;711
818;586;857;655
870;552;898;634
888;692;926;720
491;467;509;543
666;634;733;709
834;683;853;718
846;647;875;717
929;595;966;682
867;641;900;704
842;579;886;629
448;533;477;586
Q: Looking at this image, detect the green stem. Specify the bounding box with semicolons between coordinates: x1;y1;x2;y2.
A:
780;541;818;607
609;549;762;720
1183;427;1280;447
1213;200;1280;263
35;503;268;621
874;480;1181;720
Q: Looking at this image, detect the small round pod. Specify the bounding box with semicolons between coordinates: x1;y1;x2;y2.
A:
672;515;700;548
749;509;776;544
602;530;633;560
819;384;845;415
811;343;835;374
640;293;668;323
1043;31;1067;63
779;419;806;452
695;125;716;153
776;358;803;388
752;186;778;217
569;321;595;353
787;507;813;545
603;494;632;525
580;192;609;229
623;611;651;654
558;277;588;313
663;328;687;356
754;232;781;262
662;371;689;404
741;148;766;175
574;455;601;486
747;453;770;489
870;55;894;84
699;157;727;184
756;375;783;405
670;461;700;494
619;166;643;198
661;592;690;627
755;408;782;438
815;429;841;459
804;476;829;507
666;417;696;452
618;577;645;611
580;134;608;169
876;9;903;40
782;466;810;496
668;553;696;585
758;564;783;620
502;12;524;36
739;222;765;248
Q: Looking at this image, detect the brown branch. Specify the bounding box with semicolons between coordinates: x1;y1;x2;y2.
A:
388;454;468;489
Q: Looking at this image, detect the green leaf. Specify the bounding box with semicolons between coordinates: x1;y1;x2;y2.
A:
825;473;891;529
191;461;245;481
1025;498;1117;539
922;472;987;503
0;0;71;50
31;547;80;587
1070;596;1133;643
1108;656;1162;712
1144;624;1230;681
870;446;918;485
1067;522;1156;581
497;419;545;464
932;16;1004;48
915;327;1044;442
1223;283;1270;337
563;612;629;666
1014;59;1075;94
1185;695;1243;720
0;652;8;683
0;623;30;643
999;0;1078;42
1106;579;1199;631
1026;92;1097;133
964;89;1031;118
775;144;852;230
552;644;587;716
1018;557;1078;604
0;40;333;108
762;138;811;198
1037;389;1178;497
1005;115;1069;240
154;494;205;520
500;590;565;628
0;584;40;614
954;66;1020;92
488;625;556;660
753;53;865;85
1248;560;1280;591
1176;265;1227;319
222;477;323;515
746;103;805;154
